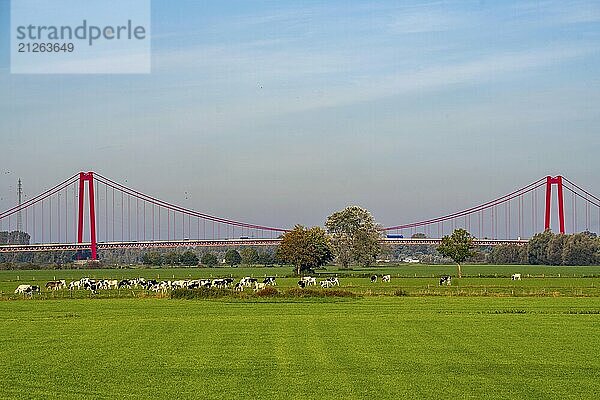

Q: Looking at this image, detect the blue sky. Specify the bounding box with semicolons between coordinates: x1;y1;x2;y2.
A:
0;0;599;229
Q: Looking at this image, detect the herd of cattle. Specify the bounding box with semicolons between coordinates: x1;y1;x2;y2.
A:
13;275;347;296
13;273;525;296
15;276;276;296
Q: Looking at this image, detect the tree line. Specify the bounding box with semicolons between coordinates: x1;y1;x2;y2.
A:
0;231;30;245
141;248;277;267
490;230;599;266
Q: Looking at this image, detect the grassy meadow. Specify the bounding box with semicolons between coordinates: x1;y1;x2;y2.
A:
1;297;599;399
1;265;600;399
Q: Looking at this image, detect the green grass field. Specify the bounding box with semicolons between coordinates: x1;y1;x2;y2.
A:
1;297;599;399
1;265;600;399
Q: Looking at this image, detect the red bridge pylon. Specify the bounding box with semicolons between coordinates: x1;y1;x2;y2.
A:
544;175;565;234
77;172;97;260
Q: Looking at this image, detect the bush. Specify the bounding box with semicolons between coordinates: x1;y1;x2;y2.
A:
171;288;232;299
255;286;279;297
285;288;357;298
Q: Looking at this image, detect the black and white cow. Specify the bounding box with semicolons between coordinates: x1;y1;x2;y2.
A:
142;279;158;290
188;282;200;289
370;275;377;283
320;277;340;288
69;280;82;290
84;280;100;293
106;280;118;290
201;279;212;288
118;279;132;289
15;284;39;295
382;275;391;283
263;277;276;286
45;280;66;290
439;275;452;286
300;276;316;286
223;278;235;287
240;277;257;287
212;279;227;288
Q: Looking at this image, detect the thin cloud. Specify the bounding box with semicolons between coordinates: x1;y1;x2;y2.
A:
252;44;600;114
512;0;600;25
388;10;464;34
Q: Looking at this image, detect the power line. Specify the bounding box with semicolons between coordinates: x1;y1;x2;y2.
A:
16;179;23;232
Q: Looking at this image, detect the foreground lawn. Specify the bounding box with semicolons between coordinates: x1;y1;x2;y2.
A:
0;297;599;399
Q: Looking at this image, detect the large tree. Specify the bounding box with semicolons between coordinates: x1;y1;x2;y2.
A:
437;228;475;278
180;251;199;266
546;234;568;265
276;225;333;275
142;251;163;266
240;247;259;266
562;232;600;265
325;206;381;268
490;244;527;264
224;249;242;267
200;252;218;267
527;230;554;265
163;252;181;266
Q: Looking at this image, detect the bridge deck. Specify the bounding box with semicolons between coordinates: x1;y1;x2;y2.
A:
0;238;529;253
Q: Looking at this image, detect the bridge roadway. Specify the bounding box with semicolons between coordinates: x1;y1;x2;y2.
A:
0;238;529;253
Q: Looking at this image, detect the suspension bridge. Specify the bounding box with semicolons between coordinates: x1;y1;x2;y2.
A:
0;172;598;260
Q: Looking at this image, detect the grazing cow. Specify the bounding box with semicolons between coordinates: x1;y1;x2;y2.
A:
45;280;65;291
15;284;34;295
263;277;276;286
134;278;146;289
253;282;266;292
106;280;118;290
234;282;244;291
16;285;40;296
142;280;158;290
212;279;228;288
300;276;316;286
297;280;307;288
370;275;377;283
172;280;187;289
439;275;452;286
69;280;81;290
511;273;522;281
118;279;132;289
79;278;92;288
201;280;212;288
320;280;332;288
223;278;235;287
382;275;391;283
320;277;339;288
187;281;200;289
240;277;257;287
84;281;100;293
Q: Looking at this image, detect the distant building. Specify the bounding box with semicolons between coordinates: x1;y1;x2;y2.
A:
402;257;420;263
